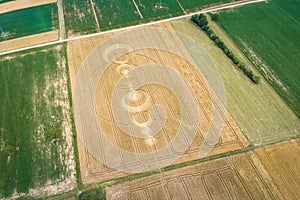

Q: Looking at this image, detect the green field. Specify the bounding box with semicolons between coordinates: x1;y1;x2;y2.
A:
135;0;183;19
63;0;98;36
0;4;58;41
93;0;141;31
215;0;300;117
178;0;237;12
171;18;300;146
0;45;76;198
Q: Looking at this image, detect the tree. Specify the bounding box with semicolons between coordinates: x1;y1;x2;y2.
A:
252;75;260;84
198;17;208;27
201;25;209;31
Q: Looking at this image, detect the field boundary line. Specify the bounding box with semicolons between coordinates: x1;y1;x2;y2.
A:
176;0;187;14
90;0;101;31
0;0;266;56
132;0;144;19
57;0;66;39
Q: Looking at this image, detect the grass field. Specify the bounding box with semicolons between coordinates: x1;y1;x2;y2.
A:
135;0;183;19
178;0;237;12
215;0;300;117
0;45;76;198
63;0;98;36
0;4;58;41
93;0;141;31
171;18;300;146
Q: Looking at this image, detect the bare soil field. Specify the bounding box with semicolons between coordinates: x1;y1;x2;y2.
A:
67;22;249;184
0;30;58;53
106;151;283;199
0;0;56;14
254;139;300;199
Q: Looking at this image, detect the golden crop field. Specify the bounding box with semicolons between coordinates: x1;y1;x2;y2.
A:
67;22;248;184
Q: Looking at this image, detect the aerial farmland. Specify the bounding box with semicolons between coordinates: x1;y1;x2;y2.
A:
0;0;299;199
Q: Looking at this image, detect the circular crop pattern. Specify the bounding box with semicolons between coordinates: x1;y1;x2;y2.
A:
73;27;226;173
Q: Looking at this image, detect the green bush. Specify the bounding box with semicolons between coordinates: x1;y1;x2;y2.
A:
201;25;209;31
79;190;105;200
206;28;214;35
210;34;218;41
2;145;15;155
231;56;240;64
45;128;62;140
191;14;208;27
217;41;227;49
211;13;219;21
252;75;260;84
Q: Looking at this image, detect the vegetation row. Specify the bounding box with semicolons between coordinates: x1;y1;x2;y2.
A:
191;14;260;84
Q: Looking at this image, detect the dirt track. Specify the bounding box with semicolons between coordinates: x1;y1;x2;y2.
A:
0;0;56;14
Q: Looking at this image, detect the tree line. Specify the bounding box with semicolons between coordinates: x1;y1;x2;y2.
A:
191;14;260;84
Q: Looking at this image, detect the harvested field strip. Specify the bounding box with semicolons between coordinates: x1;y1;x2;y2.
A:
0;4;58;41
0;44;76;198
216;0;300;117
254;139;300;199
106;150;283;199
171;18;300;146
0;30;58;53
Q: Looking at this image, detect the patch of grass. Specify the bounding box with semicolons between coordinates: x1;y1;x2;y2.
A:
93;0;141;31
63;0;98;36
0;4;58;41
135;0;183;19
0;45;75;198
178;0;237;13
45;128;62;140
171;18;300;146
215;0;300;117
64;42;82;188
